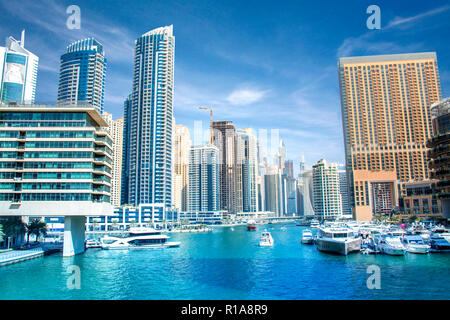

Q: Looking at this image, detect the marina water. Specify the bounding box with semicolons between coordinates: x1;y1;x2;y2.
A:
1;224;449;299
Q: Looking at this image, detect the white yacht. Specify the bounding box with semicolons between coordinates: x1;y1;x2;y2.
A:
373;234;405;256
402;235;430;254
100;227;180;250
259;231;274;247
301;229;314;244
316;226;361;255
310;219;320;229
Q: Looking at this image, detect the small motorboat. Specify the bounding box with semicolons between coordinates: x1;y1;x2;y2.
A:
310;219;320;229
430;235;450;252
402;235;430;254
247;220;257;231
259;231;273;247
301;229;314;244
85;239;101;248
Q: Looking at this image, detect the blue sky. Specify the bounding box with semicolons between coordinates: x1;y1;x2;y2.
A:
1;0;449;173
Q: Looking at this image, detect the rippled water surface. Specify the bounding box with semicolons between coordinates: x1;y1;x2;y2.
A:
1;224;449;299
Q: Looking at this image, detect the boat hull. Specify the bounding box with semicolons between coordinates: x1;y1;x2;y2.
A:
301;238;314;245
102;241;181;250
381;247;405;256
317;238;361;255
406;245;429;254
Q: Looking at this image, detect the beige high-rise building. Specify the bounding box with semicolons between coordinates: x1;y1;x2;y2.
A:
174;125;191;211
103;112;123;206
338;52;442;221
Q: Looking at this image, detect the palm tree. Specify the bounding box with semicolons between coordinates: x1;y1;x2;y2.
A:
1;217;26;247
26;219;47;244
0;224;4;243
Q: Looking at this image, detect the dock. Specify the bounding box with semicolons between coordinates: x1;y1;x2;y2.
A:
0;244;62;267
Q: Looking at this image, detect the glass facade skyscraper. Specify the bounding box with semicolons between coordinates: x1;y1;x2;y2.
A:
0;31;38;104
188;145;220;212
58;38;106;114
122;26;175;207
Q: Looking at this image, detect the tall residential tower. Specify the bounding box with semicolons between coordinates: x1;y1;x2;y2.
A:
58;38;106;113
122;26;175;208
338;52;442;220
0;31;38;104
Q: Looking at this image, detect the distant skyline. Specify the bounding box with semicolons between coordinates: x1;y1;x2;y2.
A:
1;0;449;170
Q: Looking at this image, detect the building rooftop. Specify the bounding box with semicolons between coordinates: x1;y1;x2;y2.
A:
0;101;108;127
338;52;437;66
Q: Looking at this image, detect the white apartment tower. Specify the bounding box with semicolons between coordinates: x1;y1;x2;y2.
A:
312;159;343;219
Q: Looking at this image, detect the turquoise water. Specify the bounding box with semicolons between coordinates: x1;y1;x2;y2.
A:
1;223;449;300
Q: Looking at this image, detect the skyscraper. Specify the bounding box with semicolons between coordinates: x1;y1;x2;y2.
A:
235;128;258;212
428;97;450;218
338;165;352;217
103;112;123;206
58;38;106;113
284;159;294;178
174;125;191;211
338;52;442;221
121;94;131;205
123;26;175;207
211;120;236;213
188;145;220;212
312;159;343;220
264;166;283;217
0;30;38;104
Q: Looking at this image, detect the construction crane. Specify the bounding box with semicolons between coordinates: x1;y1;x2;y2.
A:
199;106;213;143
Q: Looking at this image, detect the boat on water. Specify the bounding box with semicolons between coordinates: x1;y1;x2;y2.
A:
85;239;101;248
310;219;320;229
259;231;273;247
247;220;257;231
100;227;180;250
373;234;405;256
316;226;361;255
429;235;450;252
301;229;314;244
402;235;430;254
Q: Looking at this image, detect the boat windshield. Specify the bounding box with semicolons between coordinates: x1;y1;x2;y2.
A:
129;238;166;245
333;232;351;238
101;238;117;245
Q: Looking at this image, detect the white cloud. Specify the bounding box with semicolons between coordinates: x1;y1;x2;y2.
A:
386;5;450;29
226;87;267;105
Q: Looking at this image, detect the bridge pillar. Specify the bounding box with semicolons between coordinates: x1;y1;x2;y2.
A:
63;216;86;257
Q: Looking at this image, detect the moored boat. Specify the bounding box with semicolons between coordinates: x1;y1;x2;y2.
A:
310;219;320;229
373;234;405;256
316;226;361;255
301;229;314;244
402;235;430;254
429;235;450;252
100;227;180;249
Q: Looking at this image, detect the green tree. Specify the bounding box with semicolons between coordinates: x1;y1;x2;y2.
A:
1;217;26;247
409;215;418;223
26;219;47;244
0;224;4;243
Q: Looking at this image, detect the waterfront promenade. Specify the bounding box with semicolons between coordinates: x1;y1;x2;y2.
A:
0;248;44;267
